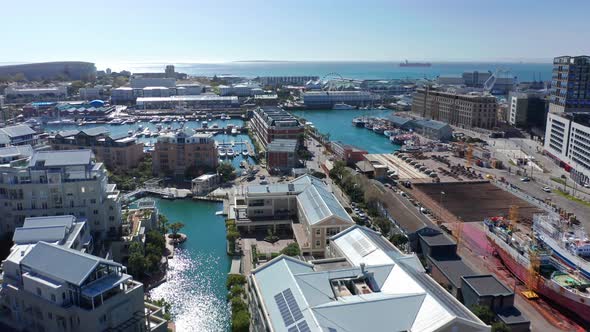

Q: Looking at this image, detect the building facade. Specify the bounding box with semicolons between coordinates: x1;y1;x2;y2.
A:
508;92;547;128
266;139;298;173
330;141;367;166
412;87;498;129
136;95;239;109
302;91;379;108
0;124;37;147
0;150;121;238
191;173;219;195
152;131;218;176
259;76;319;87
250;107;304;148
49;128;144;170
549;55;590;114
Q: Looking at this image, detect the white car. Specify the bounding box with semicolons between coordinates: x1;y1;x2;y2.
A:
542;186;551;193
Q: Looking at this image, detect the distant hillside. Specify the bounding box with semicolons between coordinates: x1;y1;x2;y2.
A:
0;61;96;81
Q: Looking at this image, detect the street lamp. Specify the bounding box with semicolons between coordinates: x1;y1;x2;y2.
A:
439;191;446;222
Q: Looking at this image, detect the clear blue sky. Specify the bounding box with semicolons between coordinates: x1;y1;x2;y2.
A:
3;0;589;68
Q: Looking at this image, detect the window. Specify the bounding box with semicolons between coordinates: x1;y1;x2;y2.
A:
51;294;56;302
48;312;53;320
93;210;98;215
90;199;96;204
36;287;42;296
315;229;321;236
315;240;321;247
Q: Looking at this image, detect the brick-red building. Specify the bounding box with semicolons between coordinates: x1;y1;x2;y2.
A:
250;107;304;148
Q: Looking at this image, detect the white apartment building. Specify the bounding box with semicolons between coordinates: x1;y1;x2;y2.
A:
0;149;121;238
0;124;37;147
0;241;166;332
236;175;354;257
545;112;590;185
12;215;92;252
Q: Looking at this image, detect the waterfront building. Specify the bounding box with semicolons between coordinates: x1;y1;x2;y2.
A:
12;215;92;252
508;91;547;128
136;95;239;109
544;112;590;185
176;83;203;95
236;175;353;257
259;76;319;87
248;225;489;332
79;87;103;100
266;139;298;173
360;79;417;95
549;55;590;114
4;86;68;102
302;91;379;108
0;145;34;165
249;107;304;148
0;149;121;239
330;141;367;166
130;77;176;89
0;61;96;81
411;87;498;129
0;241;166;332
23;101;115;120
191;173;220;196
152;131;218;177
142;86;172;98
111;87;136;104
219;82;262;97
49;127;144;171
408;119;453;141
0;124;37;147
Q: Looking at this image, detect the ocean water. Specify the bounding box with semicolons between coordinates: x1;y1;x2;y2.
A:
290;109;400;154
148;198;230;332
111;61;553;81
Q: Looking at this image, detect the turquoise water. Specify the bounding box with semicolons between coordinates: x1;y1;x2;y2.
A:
148;198;230;332
43;119;256;169
290;109;400;154
115;61;553;81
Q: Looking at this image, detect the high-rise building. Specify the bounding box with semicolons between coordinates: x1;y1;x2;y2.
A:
508;91;547;128
0;150;121;238
544;56;590;186
152;131;218;176
549;55;590;114
165;64;175;78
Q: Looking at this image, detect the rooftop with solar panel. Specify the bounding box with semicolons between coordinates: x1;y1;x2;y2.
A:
248;225;489;332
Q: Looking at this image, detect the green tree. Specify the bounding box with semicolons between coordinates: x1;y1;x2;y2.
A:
491;322;511;332
390;234;409;247
146;230;166;254
281;243;301;257
158;214;169;234
169;222;185;239
231;309;250;332
471;305;495;325
217;162;236;183
127;242;146;279
69;80;86;95
113;75;128;88
226;274;247;289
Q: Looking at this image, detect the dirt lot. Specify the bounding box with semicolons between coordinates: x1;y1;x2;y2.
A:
411;181;543;223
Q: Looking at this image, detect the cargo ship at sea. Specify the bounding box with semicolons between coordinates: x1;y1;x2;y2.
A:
399;59;431;67
533;213;590;279
485;217;590;322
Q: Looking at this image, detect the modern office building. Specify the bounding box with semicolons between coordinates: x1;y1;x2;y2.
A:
236;175;354;257
249;107;304;148
136;95;239;109
412;87;498;129
4;86;68;102
266;139;298;173
0;149;121;238
0;241;166;332
302;91;379;108
259;76;319;87
152;131;218;176
544;112;590;185
549;55;590;114
0;124;37;147
248;225;489;332
130;77;176;89
49;127;144;170
508;91;547;128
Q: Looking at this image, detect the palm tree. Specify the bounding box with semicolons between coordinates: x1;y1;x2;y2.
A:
169;222;185;241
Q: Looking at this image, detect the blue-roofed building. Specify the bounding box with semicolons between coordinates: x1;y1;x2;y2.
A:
1;241;167;332
236;174;354;257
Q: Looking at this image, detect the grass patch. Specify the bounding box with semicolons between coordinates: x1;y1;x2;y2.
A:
553;189;590;207
551;177;567;186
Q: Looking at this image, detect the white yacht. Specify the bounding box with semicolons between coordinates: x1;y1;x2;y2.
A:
332;103;355;110
218;148;227;158
226;148;235;158
231;128;238;135
109;118;124;125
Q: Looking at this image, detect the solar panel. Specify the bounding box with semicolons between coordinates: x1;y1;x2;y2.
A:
274;292;294;326
288;326;299;332
283;288;304;321
297;321;311;332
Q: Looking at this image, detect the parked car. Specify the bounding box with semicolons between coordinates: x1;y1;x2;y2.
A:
520;177;530;182
543;186;552;193
260;180;268;185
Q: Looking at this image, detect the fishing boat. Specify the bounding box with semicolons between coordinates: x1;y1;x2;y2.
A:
126;118;136;124
534;213;590;279
373;126;385;134
226;148;235;158
485;217;590;323
384;129;398;137
364;122;374;130
352;117;365;127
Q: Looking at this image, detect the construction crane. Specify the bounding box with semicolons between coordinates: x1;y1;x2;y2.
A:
509;205;519;229
523;242;540;299
483;68;516;94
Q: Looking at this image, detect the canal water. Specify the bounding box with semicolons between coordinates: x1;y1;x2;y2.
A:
289;109;401;154
43;119;256;169
148;198;231;332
